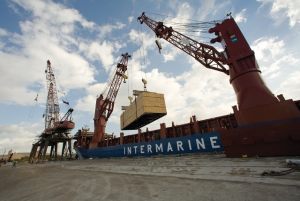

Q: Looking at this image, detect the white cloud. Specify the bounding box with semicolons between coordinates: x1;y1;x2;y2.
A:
235;8;247;23
251;37;299;79
195;0;231;20
277;71;300;100
162;46;182;62
85;41;119;70
177;58;234;119
128;29;156;66
257;0;300;27
75;83;107;112
12;0;95;29
252;37;284;62
271;0;300;27
251;36;300;102
0;0;102;106
0;122;42;152
98;22;126;38
0;28;8;36
0;28;8;50
128;16;134;23
128;29;154;50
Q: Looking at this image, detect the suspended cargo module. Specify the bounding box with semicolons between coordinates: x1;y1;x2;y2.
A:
120;90;167;130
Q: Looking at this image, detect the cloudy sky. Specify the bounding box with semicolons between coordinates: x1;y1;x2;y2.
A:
0;0;300;152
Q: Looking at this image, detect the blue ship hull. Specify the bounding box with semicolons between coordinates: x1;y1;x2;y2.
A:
76;131;223;159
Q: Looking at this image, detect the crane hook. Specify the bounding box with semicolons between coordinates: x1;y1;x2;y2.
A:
155;39;162;54
142;78;147;91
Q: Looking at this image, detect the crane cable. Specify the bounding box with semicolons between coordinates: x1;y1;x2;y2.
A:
138;24;148;91
127;60;131;101
145;11;222;44
146;11;222;24
101;61;118;97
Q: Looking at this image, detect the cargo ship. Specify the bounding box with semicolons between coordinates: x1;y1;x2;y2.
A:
74;13;300;159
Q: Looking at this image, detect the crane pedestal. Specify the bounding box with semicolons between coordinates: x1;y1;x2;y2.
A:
29;132;73;163
221;115;300;157
221;95;300;157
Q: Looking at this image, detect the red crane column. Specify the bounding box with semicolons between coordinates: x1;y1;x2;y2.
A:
210;19;277;109
91;94;107;148
209;18;300;125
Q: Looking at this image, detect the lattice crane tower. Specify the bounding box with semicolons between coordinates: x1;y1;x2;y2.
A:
44;60;60;129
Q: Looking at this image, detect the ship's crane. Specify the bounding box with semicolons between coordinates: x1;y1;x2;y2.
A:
90;53;131;148
138;12;300;157
137;12;287;125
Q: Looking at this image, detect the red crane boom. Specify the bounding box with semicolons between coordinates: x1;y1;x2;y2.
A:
138;12;228;74
90;53;131;148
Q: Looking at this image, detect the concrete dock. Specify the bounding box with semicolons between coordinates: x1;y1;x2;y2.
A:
0;154;299;201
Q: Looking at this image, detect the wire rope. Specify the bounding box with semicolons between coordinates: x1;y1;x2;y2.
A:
138;25;149;91
146;11;222;23
144;12;222;44
101;61;118;97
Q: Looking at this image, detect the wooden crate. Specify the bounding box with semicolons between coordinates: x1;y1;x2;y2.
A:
120;91;167;130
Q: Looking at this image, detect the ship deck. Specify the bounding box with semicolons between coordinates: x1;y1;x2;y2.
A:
1;154;299;201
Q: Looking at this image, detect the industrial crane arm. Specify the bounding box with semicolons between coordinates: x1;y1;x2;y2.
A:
138;12;229;75
99;53;131;121
92;53;131;147
60;108;74;121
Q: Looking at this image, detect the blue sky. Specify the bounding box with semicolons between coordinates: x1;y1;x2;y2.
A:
0;0;300;152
